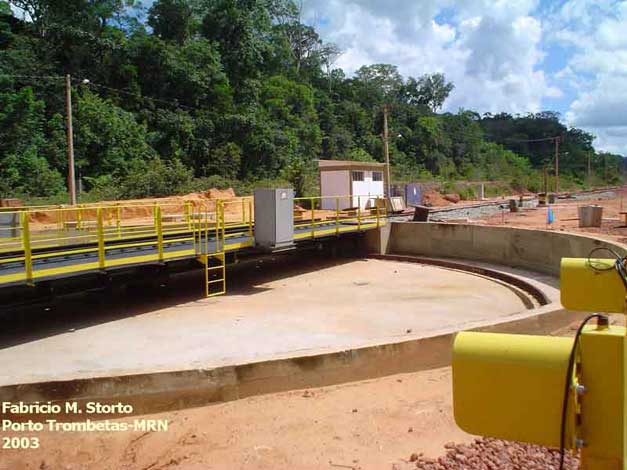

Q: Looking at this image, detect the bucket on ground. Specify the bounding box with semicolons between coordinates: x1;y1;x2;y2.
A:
578;205;603;227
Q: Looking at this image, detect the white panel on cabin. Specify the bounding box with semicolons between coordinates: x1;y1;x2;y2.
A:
320;170;349;209
368;170;385;204
351;170;384;209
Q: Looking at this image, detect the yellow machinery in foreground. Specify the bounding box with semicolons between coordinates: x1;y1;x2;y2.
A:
453;252;627;469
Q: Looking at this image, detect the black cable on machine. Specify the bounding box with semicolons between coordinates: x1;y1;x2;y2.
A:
558;246;627;470
587;246;627;288
558;313;608;470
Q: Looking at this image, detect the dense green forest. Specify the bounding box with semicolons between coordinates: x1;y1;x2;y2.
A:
0;0;624;202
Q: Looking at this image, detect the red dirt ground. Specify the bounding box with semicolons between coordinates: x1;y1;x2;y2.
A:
481;187;627;243
4;187;625;470
2;368;470;470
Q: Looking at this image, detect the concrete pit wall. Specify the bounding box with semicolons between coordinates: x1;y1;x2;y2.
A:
367;222;627;275
5;222;623;417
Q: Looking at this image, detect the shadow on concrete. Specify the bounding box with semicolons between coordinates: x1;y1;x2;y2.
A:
0;250;359;350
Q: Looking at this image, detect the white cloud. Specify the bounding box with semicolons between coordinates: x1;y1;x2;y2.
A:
555;0;627;155
301;0;627;155
566;75;627;154
303;0;557;114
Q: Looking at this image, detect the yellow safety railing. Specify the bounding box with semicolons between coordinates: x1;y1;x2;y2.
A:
0;197;253;287
0;193;382;288
195;200;225;255
221;198;254;250
293;195;386;240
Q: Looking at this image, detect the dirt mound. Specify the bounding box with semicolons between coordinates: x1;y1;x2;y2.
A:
444;193;461;203
423;190;453;207
27;188;248;227
182;188;236;201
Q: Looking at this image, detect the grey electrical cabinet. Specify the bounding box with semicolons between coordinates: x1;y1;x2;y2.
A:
253;188;294;250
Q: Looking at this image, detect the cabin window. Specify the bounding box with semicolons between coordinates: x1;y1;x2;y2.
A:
372;171;383;182
352;171;364;182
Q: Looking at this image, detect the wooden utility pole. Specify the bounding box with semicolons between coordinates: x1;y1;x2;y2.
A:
554;136;560;194
383;104;391;199
65;74;77;205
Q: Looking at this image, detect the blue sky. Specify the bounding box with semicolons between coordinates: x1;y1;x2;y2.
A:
140;0;627;155
299;0;627;155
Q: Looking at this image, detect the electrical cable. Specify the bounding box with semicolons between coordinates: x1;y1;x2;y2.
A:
0;74;65;81
504;136;560;143
0;73;197;111
558;313;608;470
587;246;627;289
83;81;196;111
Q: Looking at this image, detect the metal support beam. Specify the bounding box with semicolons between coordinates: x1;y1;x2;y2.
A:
579;326;626;469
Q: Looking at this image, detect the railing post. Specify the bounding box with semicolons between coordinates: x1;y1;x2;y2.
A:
97;208;105;270
205;204;209;254
335;197;340;236
213;201;219;253
192;205;197;254
184;202;191;231
203;255;209;298
376;197;380;228
155;205;164;262
311;197;315;239
241;198;246;225
358;196;361;231
20;212;33;285
116;206;122;239
220;201;225;251
248;199;253;238
221;252;226;293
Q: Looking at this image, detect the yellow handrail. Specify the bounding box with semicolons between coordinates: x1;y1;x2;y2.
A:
1;195;378;287
335;198;340;236
248;199;253;237
357;196;361;231
97;208;105;269
20;212;32;285
155;205;164;262
292;194;386;240
220;201;225;252
184;202;191;231
310;197;315;239
116;206;122;238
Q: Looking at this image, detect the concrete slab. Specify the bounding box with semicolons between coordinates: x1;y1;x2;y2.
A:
0;259;541;387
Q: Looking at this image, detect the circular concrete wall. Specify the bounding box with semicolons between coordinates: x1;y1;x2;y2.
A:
369;222;627;276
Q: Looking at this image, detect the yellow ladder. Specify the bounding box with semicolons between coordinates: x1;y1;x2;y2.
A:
199;252;226;297
192;200;227;298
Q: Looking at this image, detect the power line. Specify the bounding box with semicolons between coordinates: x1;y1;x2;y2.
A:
503;136;559;143
0;73;196;111
83;80;196;111
0;74;66;81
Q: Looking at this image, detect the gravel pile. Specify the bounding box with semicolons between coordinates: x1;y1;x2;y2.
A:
408;438;580;469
